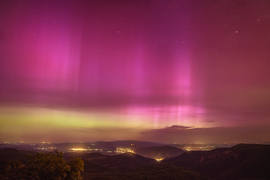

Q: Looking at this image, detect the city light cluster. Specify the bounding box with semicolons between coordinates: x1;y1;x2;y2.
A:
183;146;217;151
116;147;135;154
1;141;52;145
70;148;103;152
68;147;135;154
34;146;56;151
155;158;164;162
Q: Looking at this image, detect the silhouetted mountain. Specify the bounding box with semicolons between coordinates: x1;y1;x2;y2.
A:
163;144;270;180
85;152;156;171
136;145;184;159
63;152;107;161
64;151;208;179
63;152;114;173
2;144;270;180
163;147;228;168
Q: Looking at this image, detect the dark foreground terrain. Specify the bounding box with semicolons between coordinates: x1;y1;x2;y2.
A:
1;144;270;180
163;144;270;180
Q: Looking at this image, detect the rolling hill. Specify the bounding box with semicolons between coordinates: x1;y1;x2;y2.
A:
1;144;270;179
136;145;184;159
163;144;270;180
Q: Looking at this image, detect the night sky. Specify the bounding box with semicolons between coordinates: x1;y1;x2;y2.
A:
1;0;270;143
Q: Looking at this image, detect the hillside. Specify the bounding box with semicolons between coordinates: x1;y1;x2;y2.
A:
2;144;270;179
82;165;210;180
163;144;270;180
85;152;156;171
136;145;184;159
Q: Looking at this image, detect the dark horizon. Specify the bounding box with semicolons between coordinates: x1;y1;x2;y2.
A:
1;139;269;146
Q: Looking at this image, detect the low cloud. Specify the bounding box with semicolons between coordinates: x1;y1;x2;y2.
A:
204;120;215;123
159;125;194;131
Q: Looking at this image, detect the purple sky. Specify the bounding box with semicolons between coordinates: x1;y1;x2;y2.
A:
0;0;270;143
